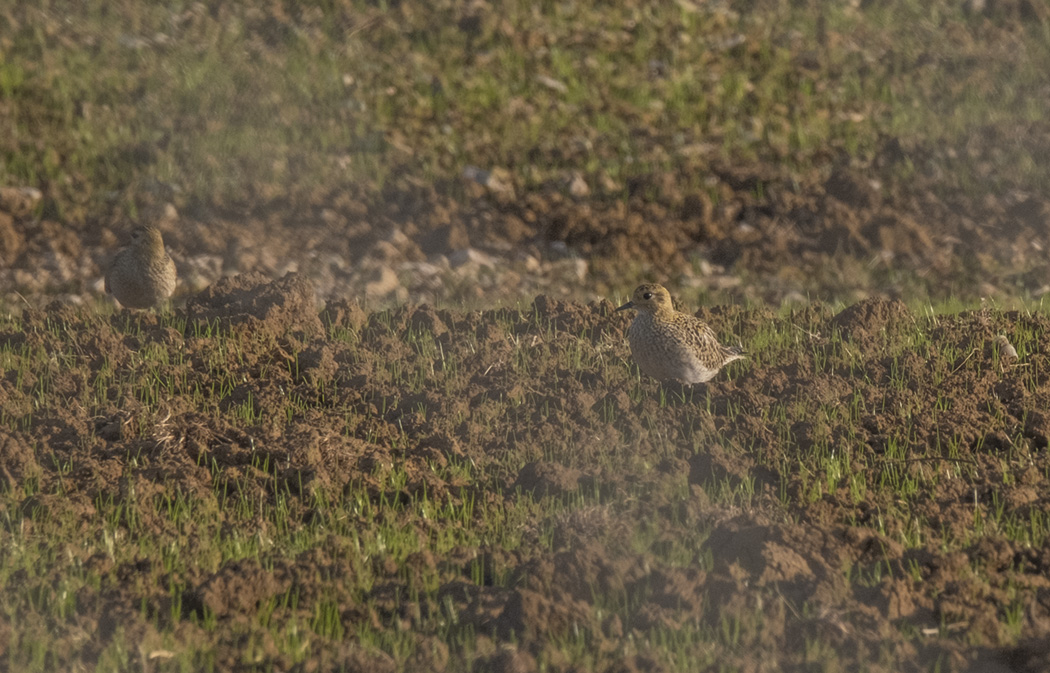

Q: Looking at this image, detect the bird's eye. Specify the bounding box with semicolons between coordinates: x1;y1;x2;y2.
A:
642;292;653;300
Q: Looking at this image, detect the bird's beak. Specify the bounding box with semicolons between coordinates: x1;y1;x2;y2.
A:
615;300;634;312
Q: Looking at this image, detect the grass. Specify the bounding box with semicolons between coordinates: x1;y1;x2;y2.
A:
3;1;1049;233
2;295;1050;670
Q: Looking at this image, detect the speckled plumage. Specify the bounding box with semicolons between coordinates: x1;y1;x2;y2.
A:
105;226;177;309
616;284;744;384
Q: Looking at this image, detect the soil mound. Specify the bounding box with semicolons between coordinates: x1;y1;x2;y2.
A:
830;295;914;348
185;271;321;335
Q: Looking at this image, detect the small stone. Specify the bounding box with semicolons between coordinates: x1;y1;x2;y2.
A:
364;265;402;300
370;240;404;264
385;228;411;247
535;74;568;93
399;261;443;278
995;335;1018;359
567;172;590;198
448;248;497;269
0;186;43;216
552;257;588;282
462;166;514;195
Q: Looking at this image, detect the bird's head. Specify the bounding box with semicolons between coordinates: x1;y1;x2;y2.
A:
616;283;673;314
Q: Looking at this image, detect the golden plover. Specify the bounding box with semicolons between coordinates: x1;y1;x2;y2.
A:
616;283;744;384
105;226;177;309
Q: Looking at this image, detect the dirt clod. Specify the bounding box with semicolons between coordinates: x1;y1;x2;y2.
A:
185;271;321;335
830;295;913;348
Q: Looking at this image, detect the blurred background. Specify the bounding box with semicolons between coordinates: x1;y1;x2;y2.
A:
2;0;1049;309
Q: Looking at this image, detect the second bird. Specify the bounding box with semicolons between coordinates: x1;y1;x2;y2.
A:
617;283;744;384
105;226;177;310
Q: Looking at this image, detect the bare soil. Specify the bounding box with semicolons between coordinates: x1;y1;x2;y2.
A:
3;274;1050;671
4;145;1050;307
